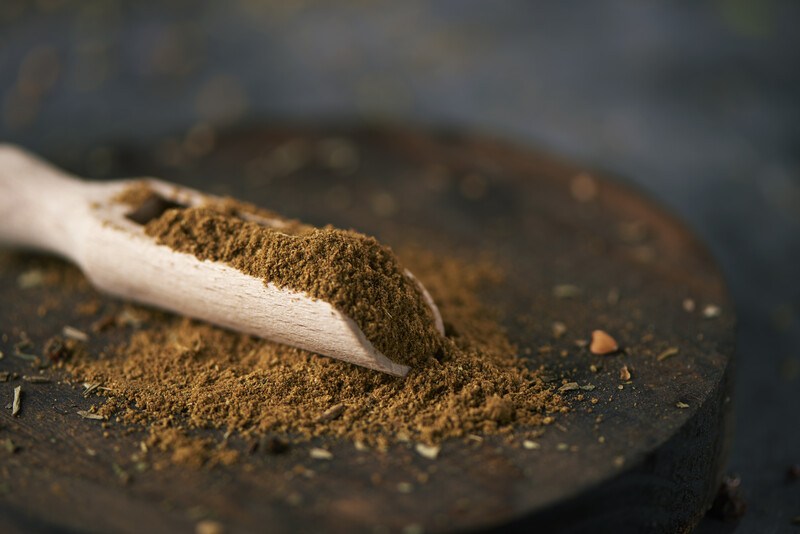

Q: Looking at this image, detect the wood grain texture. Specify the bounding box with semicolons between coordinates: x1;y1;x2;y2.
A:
0;126;735;533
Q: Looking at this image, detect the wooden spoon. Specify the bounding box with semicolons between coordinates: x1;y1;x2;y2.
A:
0;144;444;376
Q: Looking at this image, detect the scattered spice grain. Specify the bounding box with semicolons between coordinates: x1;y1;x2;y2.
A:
11;386;21;416
415;443;440;460
657;347;680;362
590;330;618;355
62;326;89;342
619;366;632;381
316;403;345;423
558;382;580;393
82;383;101;397
309;448;333;460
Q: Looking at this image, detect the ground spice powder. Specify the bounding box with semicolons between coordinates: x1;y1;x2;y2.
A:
119;183;443;368
61;185;565;467
64;248;562;466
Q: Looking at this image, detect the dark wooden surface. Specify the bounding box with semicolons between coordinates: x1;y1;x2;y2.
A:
0;127;735;533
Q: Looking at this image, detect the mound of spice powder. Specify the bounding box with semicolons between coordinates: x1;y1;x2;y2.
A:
63;244;563;465
116;182;443;368
48;184;568;467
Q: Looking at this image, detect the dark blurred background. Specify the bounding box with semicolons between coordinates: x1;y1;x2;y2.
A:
1;1;798;531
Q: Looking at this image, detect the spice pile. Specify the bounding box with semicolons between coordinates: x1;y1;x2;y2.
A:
116;183;443;368
20;184;566;467
65;244;562;465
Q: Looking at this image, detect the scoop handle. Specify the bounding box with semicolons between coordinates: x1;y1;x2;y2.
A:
0;144;90;258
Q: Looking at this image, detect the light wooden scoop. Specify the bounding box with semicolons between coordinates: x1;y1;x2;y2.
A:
0;144;445;377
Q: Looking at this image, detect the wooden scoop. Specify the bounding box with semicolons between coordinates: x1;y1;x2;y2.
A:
0;144;444;376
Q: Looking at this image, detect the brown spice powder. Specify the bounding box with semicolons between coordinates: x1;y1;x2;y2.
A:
66;246;563;464
60;184;566;466
119;182;443;367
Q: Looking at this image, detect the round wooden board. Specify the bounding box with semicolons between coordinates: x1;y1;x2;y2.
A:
0;126;734;533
